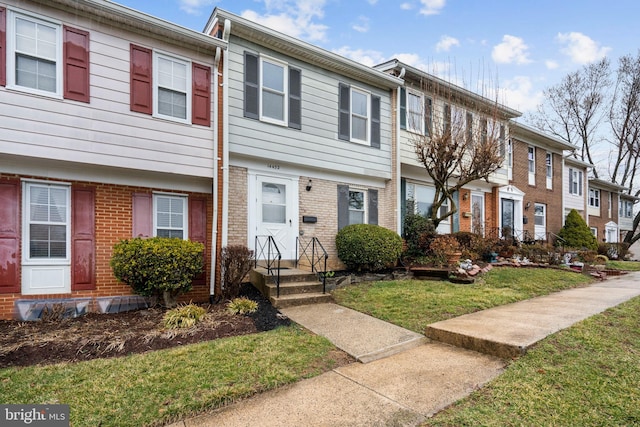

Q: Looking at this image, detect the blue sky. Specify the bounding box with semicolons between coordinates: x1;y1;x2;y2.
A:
114;0;640;115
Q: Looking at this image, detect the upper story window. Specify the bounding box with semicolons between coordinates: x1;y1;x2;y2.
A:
155;53;190;122
466;112;473;144
589;188;600;208
131;45;211;126
528;147;535;173
621;199;634;218
243;52;301;129
400;87;431;136
338;83;381;147
569;168;583;196
443;104;451;135
507;139;513;168
499;125;506;156
480;119;488;144
153;194;187;239
4;10;90;102
546;153;552;178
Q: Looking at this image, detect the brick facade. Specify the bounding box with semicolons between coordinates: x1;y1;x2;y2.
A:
0;174;213;319
588;188;620;243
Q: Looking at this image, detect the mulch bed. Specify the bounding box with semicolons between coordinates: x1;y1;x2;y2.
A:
0;285;292;368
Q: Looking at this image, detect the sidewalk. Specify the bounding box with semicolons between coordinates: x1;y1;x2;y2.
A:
169;272;640;427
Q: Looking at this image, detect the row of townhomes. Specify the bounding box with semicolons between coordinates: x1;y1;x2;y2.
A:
0;0;634;319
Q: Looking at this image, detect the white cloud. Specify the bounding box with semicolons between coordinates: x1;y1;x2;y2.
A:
419;0;446;16
400;2;413;10
499;76;543;112
352;16;370;33
545;60;559;70
491;35;531;65
240;0;329;42
435;35;460;52
556;32;611;64
178;0;215;15
332;46;385;67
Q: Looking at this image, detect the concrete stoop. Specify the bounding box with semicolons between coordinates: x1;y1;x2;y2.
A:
250;267;333;308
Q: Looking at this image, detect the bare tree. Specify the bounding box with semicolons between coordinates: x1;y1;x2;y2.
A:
410;82;506;228
529;58;611;177
610;52;640;245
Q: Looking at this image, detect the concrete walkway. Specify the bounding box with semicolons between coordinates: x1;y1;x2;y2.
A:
168;271;640;427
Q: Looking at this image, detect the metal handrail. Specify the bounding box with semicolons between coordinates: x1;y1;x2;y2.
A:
254;235;282;297
297;236;329;294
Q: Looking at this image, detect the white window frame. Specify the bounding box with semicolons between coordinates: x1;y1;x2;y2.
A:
569;168;583;196
153;51;192;124
546;152;553;189
528;146;536;185
153;193;188;240
406;90;424;134
590;227;598;237
506;138;513;180
589;188;600;208
259;55;288;126
22;181;71;265
6;9;63;98
348;189;367;225
621;200;634;218
350;86;371;144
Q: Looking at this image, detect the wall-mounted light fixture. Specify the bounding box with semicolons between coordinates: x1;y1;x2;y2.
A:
525;201;531;210
306;179;312;191
462;192;468;201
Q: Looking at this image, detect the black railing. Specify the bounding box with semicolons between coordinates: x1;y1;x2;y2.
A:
254;235;282;297
296;237;329;294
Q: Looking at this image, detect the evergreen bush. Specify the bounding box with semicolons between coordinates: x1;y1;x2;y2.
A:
110;237;204;307
557;209;598;250
336;224;403;271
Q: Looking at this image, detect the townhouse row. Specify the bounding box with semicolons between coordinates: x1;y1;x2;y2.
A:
0;0;633;319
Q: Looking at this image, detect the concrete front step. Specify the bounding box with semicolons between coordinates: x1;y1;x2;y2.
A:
262;281;326;297
270;292;334;308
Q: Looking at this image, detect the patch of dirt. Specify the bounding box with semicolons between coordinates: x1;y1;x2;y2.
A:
0;285;350;369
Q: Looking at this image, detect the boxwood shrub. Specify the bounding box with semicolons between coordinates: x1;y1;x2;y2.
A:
336;224;403;272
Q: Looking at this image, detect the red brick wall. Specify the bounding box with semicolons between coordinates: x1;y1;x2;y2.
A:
0;173;213;319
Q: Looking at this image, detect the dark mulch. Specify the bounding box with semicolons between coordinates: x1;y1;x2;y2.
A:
0;284;291;369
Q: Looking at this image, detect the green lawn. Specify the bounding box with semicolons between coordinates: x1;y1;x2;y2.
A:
0;326;341;427
423;295;640;426
607;260;640;271
332;268;593;333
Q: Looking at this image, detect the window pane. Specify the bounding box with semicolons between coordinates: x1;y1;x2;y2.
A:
262;91;285;121
349;210;364;225
158;88;187;119
262;205;286;223
352;116;367;140
17;55;57;92
262;61;284;91
262;183;286;223
352;91;367;116
157;212;171;228
349;191;364;210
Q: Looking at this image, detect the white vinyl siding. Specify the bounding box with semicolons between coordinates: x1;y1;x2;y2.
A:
1;8;217;179
7;10;62;97
154;52;191;123
227;41;393;179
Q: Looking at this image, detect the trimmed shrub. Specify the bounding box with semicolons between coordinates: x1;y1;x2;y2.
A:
110;237;204;308
428;234;461;266
221;245;254;299
336;224;403;272
557;209;598;250
163;303;207;329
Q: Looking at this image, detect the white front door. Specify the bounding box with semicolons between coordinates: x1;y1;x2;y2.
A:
253;175;298;260
534;203;546;240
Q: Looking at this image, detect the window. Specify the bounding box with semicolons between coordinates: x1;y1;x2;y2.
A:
154;194;187;239
338;83;381;147
569;168;583;196
528;147;535;173
243;52;301;129
589;188;600;208
5;11;90;101
260;57;286;124
155;53;190;122
443;104;451;135
481;118;488;144
507;139;513;168
466;112;473;144
348;190;366;224
24;182;70;260
406;91;423;133
499;125;506;156
534;204;545;226
590;227;598;237
131;45;211;126
621;199;634;218
546;153;552;178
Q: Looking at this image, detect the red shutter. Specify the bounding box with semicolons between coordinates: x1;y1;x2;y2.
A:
71;186;96;290
130;44;152;114
189;197;207;286
63;26;90;103
192;63;211;126
0;7;6;87
132;193;152;238
0;179;20;293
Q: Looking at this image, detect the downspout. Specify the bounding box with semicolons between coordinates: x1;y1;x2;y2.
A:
221;19;231;248
210;45;222;303
396;83;403;236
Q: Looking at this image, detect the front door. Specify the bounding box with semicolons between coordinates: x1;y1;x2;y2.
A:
255;175;298;260
501;198;514;238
